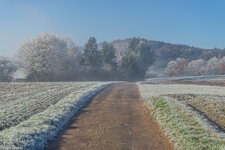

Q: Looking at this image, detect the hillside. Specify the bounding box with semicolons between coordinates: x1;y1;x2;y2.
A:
110;38;225;68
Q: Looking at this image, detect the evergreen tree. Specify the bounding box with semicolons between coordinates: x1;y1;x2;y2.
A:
101;41;117;69
81;37;102;68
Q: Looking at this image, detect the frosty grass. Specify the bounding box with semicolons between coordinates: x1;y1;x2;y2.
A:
0;82;113;150
138;83;225;150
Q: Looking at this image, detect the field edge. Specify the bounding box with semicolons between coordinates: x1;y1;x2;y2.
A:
0;82;114;150
137;83;225;150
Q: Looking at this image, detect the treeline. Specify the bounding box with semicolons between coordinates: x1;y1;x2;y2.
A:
0;57;16;82
112;39;225;78
164;57;225;77
111;39;225;68
2;33;225;82
1;33;154;81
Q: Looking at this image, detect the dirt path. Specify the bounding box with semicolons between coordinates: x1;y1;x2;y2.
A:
47;83;174;150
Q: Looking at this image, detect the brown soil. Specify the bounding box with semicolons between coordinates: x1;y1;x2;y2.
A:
168;94;225;131
46;83;174;150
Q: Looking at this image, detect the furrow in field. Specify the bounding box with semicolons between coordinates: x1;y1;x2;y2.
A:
137;83;225;150
0;82;95;130
167;94;225;131
0;82;110;150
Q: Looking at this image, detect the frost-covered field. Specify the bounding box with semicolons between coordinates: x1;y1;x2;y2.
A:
168;94;225;130
138;83;225;96
146;75;225;82
138;83;225;150
0;82;112;150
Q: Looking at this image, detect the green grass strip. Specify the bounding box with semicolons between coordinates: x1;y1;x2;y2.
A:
143;96;225;150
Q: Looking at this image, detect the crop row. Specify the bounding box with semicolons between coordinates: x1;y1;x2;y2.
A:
167;94;225;130
0;83;74;104
0;82;97;130
138;83;225;150
0;82;112;150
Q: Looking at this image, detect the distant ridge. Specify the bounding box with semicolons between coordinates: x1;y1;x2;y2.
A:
109;38;225;68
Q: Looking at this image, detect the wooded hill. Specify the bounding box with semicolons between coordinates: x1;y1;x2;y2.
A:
111;38;225;68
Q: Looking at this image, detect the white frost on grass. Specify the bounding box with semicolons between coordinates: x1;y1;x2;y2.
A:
0;83;87;130
138;83;225;97
0;82;113;150
137;83;225;150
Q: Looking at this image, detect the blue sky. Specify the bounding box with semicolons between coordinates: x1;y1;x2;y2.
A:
1;0;225;57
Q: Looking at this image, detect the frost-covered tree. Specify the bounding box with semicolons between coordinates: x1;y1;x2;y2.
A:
164;58;188;76
60;37;82;80
185;59;206;76
164;56;225;76
16;33;80;81
119;37;154;80
218;57;225;74
202;57;219;75
120;51;145;80
0;57;16;82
